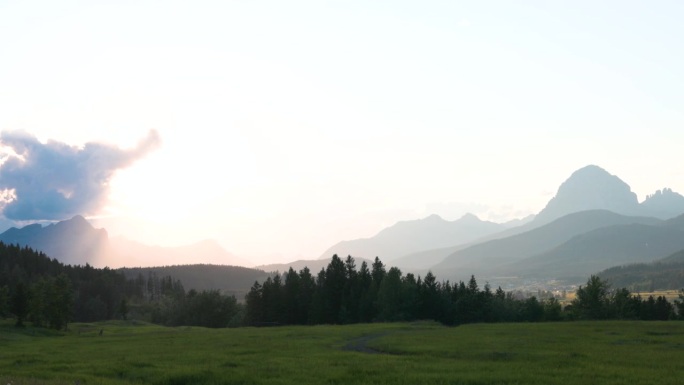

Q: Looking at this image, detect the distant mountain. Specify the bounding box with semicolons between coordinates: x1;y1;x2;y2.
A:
534;165;640;225
505;222;684;281
258;256;374;275
0;215;108;265
319;213;505;262
0;216;248;268
501;215;536;228
431;210;662;281
392;215;536;272
119;264;270;298
392;244;468;272
534;165;684;224
641;188;684;219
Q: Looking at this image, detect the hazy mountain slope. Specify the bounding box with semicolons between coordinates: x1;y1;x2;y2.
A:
501;215;536;228
662;213;684;230
506;223;684;280
533;165;640;225
319;213;504;262
258;256;374;275
119;264;270;298
0;215;108;265
393;244;469;271
431;210;662;280
659;248;684;263
394;217;540;271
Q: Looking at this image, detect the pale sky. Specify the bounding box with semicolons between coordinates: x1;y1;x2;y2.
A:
1;1;683;265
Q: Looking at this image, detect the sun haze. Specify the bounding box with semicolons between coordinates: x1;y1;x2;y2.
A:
1;1;683;265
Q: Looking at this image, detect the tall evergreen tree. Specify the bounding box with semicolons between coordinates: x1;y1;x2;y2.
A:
11;282;28;327
324;255;347;323
298;267;315;324
357;261;374;322
245;281;263;325
283;268;301;324
377;267;403;321
420;271;440;320
0;285;9;318
572;275;610;320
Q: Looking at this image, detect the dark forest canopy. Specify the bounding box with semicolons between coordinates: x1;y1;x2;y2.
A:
0;241;242;329
1;244;684;330
245;255;684;326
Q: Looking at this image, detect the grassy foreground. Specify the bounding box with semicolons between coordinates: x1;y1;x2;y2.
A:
2;320;684;385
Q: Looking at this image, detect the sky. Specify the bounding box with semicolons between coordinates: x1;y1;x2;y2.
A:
1;1;683;265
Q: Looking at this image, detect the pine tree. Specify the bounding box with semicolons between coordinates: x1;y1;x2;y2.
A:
245;281;263;325
11;282;29;327
572;275;610;320
377;267;403;321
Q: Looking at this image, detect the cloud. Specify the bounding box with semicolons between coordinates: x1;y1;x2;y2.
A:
0;130;160;220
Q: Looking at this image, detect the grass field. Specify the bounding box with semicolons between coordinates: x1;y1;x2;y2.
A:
2;319;684;385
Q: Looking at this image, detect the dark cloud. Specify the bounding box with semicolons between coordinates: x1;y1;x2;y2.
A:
0;130;160;220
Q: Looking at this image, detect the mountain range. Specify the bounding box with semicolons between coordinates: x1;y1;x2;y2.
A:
0;215;249;268
319;213;508;262
431;210;663;281
3;164;684;291
312;165;684;279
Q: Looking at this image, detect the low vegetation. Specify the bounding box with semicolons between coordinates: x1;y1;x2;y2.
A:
2;319;684;385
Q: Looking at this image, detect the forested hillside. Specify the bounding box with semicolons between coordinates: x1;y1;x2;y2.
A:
0;242;243;329
598;249;684;291
119;264;270;299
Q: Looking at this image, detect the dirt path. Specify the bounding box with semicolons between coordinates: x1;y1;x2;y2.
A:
342;332;391;354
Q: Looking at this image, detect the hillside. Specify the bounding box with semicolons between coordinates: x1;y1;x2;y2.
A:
431;210;662;281
506;223;684;281
119;264;270;298
598;249;684;291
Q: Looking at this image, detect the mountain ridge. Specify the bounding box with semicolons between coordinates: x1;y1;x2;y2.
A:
318;213;505;262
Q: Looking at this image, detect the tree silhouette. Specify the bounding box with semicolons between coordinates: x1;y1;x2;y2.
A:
11;282;28;327
572;275;610;320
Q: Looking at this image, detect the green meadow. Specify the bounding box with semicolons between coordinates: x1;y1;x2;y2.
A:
2;320;684;385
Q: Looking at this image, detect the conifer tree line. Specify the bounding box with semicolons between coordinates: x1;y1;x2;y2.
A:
2;242;684;330
246;255;684;325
